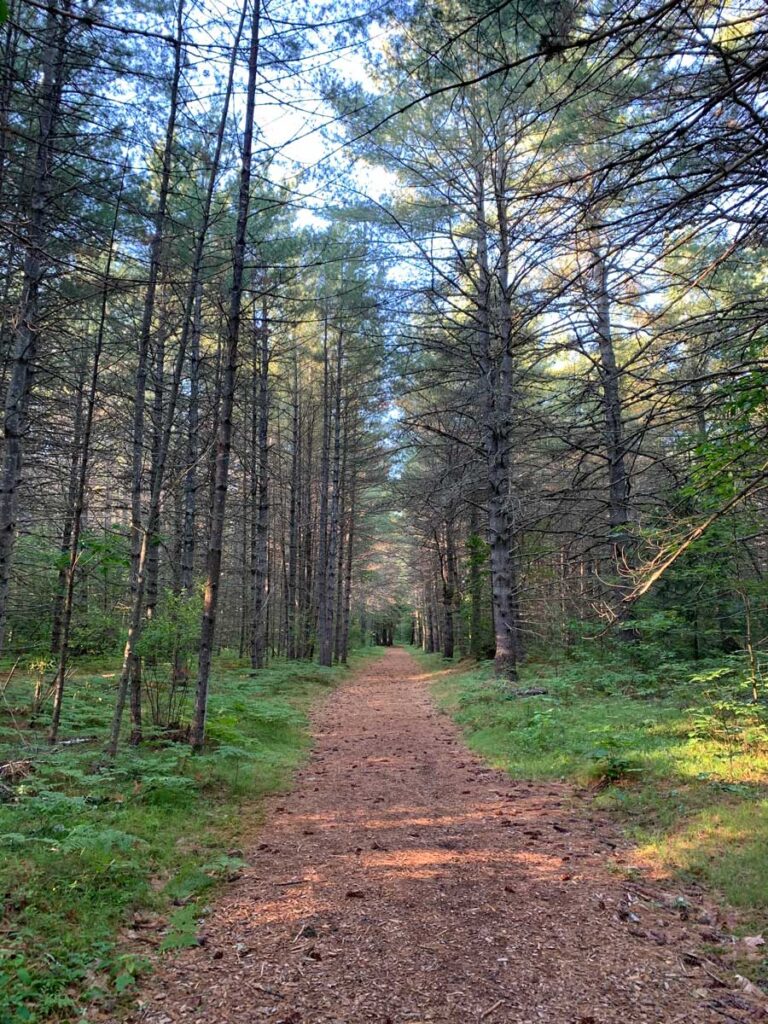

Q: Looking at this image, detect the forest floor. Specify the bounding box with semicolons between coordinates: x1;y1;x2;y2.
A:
124;648;767;1024
0;654;363;1022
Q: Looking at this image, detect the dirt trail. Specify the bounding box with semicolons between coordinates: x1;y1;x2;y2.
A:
128;648;761;1023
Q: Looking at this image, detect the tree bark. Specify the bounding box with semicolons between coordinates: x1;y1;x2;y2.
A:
49;163;125;742
591;245;633;611
0;1;70;654
467;507;484;657
191;0;261;751
338;455;356;665
286;348;300;657
475;151;522;680
106;2;184;755
298;404;315;659
50;359;86;656
179;282;202;593
250;293;270;669
319;327;343;666
333;403;349;663
436;523;455;660
316;313;332;662
107;0;247;756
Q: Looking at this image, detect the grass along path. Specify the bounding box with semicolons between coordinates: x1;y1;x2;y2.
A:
0;651;379;1023
427;647;768;944
127;648;761;1023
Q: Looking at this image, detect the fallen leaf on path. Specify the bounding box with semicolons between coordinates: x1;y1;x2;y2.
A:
735;975;768;1002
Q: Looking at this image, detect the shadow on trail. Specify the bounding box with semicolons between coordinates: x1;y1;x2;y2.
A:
130;648;758;1024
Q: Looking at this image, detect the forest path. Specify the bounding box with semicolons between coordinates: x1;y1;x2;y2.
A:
129;648;754;1024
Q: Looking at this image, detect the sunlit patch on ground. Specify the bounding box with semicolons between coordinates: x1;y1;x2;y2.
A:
127;650;751;1024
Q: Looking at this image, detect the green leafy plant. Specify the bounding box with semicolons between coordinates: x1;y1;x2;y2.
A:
586;748;645;784
0;651;370;1022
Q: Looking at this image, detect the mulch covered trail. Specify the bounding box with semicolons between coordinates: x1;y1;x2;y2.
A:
128;648;764;1024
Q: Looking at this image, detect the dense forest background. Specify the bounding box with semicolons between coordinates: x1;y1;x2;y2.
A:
0;0;767;1017
1;0;767;724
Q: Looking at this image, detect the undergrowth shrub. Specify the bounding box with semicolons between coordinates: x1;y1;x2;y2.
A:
429;643;768;924
0;652;364;1023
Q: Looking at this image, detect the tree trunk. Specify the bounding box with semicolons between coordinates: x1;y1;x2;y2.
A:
591;245;633;623
179;282;202;593
49;164;125;742
338;444;356;665
0;2;70;654
0;0;22;202
250;294;270;669
468;507;484;657
106;3;184;755
106;2;247;755
191;0;261;751
475;154;522;680
286;349;300;657
437;524;455;660
303;412;315;658
333;406;349;663
298;404;315;659
319;327;343;666
145;307;168;627
316;314;332;662
425;582;436;653
50;359;86;656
